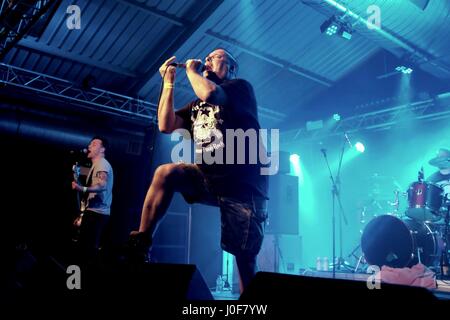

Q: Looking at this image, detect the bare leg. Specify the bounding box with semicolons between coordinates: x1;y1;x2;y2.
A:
235;254;257;294
138;163;194;236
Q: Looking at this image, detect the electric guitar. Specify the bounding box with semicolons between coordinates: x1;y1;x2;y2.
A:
72;162;85;229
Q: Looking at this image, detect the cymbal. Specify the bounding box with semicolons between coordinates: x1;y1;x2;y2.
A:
428;148;450;168
429;158;450;168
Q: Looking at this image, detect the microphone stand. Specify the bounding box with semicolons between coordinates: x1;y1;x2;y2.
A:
320;139;348;279
335;137;349;272
441;201;450;279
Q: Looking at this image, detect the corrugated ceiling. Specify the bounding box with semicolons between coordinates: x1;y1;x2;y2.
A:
1;0;449;127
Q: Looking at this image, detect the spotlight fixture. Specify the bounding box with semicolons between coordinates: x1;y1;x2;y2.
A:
320;16;340;36
395;65;413;74
395;53;417;74
339;23;353;40
333;113;341;121
320;15;353;40
81;75;96;89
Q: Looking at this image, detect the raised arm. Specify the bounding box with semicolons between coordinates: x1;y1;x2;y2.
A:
157;56;186;133
185;59;227;106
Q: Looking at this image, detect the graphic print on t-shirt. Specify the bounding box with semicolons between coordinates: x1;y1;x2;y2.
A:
191;101;225;154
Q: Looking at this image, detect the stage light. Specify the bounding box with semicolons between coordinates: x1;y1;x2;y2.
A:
340;27;352;40
338;20;353;40
395;65;414;74
290;154;301;176
320;16;339;36
320;15;353;40
290;154;300;163
355;142;365;153
333;113;341;121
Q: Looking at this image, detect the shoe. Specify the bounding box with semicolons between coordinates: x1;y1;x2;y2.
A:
123;231;152;264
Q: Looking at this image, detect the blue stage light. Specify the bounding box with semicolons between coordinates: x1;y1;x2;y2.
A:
355;142;365;153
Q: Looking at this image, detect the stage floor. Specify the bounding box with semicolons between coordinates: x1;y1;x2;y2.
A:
214;270;450;301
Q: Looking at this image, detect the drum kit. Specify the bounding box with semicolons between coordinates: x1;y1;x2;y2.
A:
358;151;450;275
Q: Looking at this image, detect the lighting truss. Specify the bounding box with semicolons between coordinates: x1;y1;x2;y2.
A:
0;0;60;60
283;98;450;144
0;63;157;121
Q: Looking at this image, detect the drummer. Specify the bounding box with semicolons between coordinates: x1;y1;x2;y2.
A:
427;147;450;204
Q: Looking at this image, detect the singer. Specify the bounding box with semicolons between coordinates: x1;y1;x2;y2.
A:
71;136;114;264
126;48;268;293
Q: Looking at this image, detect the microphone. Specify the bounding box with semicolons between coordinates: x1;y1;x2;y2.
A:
169;62;206;72
344;132;353;148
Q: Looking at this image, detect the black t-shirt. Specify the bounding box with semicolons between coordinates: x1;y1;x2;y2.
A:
175;78;268;199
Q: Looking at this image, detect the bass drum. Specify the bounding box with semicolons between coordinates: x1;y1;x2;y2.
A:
361;214;438;268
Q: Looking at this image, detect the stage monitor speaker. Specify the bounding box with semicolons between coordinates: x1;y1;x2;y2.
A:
84;262;213;302
240;272;437;305
266;174;299;235
10;261;213;312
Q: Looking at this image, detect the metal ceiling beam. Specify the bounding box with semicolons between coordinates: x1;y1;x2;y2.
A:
16;38;138;77
205;30;333;87
129;0;225;94
116;0;186;27
0;0;61;60
0;62;156;120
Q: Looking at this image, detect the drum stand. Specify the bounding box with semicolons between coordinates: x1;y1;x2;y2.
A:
440;202;450;279
320;137;349;279
347;244;367;273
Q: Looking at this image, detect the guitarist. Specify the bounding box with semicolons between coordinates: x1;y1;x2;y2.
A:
71;136;114;263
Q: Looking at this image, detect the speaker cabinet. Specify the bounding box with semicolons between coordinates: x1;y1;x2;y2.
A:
266;174;299;235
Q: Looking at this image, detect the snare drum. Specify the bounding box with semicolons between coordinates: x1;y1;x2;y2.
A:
406;181;443;222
